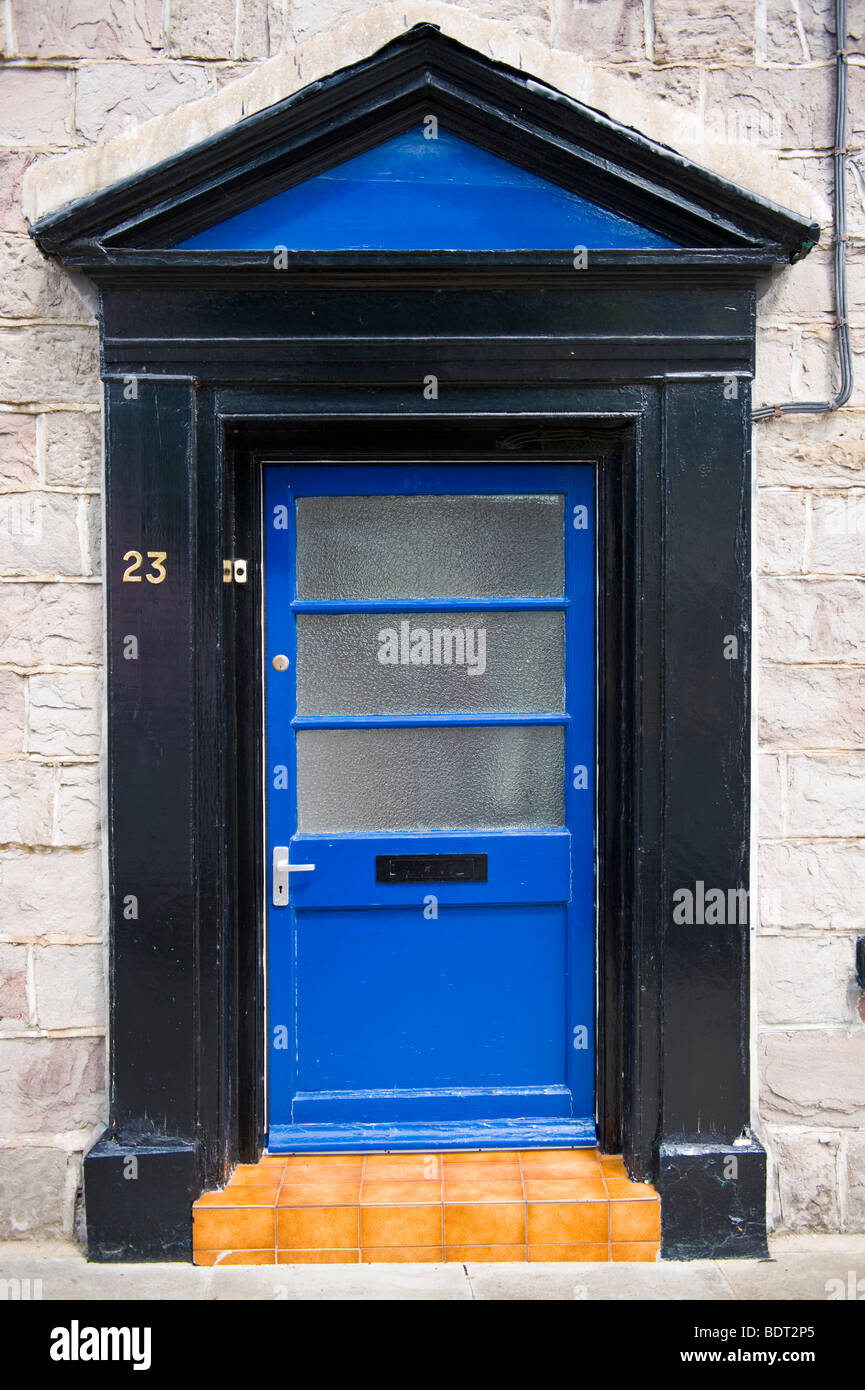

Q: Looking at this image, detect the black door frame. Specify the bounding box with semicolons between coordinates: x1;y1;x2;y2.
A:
81;361;765;1263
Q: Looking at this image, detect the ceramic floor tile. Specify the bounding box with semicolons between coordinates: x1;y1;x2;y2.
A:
604;1178;659;1201
196;1186;279;1207
528;1244;610;1262
360;1205;442;1249
360;1180;442;1205
447;1245;529;1262
277;1182;361;1207
520;1151;603;1178
226;1163;285;1186
362;1154;439;1180
523;1178;608;1203
610;1198;662;1243
277;1206;359;1251
526;1201;609;1245
277;1249;361;1264
611;1241;660;1262
361;1247;443;1263
443;1203;526;1247
443;1150;519;1162
443;1180;525;1203
193;1207;275;1251
193;1249;276;1266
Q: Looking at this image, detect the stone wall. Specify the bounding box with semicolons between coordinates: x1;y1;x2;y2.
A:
1;0;863;1241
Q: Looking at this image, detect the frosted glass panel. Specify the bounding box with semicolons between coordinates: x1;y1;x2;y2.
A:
297;610;564;714
296;494;564;599
296;726;564;832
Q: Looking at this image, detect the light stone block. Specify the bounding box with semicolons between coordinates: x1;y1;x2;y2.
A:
237;0;284;59
0;669;25;754
42;411;102;488
0;326;99;405
760;1029;865;1125
11;0;164;60
34;943;104;1030
84;494;101;576
75;62;210;144
0;849;103;938
755;249;835;325
758;751;784;837
0;69;72;146
764;1128;842;1232
0;152;30;233
846;1134;865;1231
54;764;101;846
759;663;865;749
0;1147;71;1239
705;67;834;150
0;763;55;844
810;492;865;574
0;582;102;666
759;577;865;662
764;0;848;64
756;935;856;1027
28;671;100;757
0;235;92;321
0;492;83;577
168;0;237;58
0;1036;105;1135
0;942;29;1029
754;328;854;414
605;63;700;118
755;410;865;487
553;0;645;60
757;489;807;573
786;752;865;836
759;839;865;930
654;0;754;61
0;414;38;490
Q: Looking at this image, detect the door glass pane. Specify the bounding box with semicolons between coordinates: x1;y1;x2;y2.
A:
296;726;564;832
296;610;564;715
296;494;564;599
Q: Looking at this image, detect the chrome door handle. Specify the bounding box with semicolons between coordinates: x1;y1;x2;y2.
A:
272;847;316;906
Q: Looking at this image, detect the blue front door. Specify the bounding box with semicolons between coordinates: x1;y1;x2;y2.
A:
264;463;595;1150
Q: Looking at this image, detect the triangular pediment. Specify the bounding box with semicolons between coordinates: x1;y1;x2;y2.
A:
31;24;817;269
174;126;678;252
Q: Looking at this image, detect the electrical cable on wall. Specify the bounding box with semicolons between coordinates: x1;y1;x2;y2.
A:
753;0;854;419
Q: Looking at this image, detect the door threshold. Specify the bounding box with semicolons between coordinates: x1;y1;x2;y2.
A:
267;1117;596;1153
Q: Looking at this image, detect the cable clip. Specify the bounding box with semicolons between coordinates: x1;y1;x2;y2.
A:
773;403;783;418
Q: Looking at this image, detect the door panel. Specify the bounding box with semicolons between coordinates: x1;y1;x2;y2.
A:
295;492;565;598
265;462;595;1150
296;609;565;714
296;725;564;832
295;904;566;1093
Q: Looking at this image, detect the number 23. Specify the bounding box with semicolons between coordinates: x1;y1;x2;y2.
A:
122;550;167;584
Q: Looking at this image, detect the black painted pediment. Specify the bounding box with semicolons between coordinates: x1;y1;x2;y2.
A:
31;23;817;271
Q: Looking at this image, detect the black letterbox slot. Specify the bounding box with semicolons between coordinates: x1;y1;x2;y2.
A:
375;853;488;884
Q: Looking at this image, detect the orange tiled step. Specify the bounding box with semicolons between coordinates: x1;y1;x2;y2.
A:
192;1148;660;1265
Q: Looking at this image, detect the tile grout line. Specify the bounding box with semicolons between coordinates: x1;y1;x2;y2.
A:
439;1152;445;1261
358;1155;365;1264
518;1151;528;1261
274;1158;287;1265
598;1149;613;1263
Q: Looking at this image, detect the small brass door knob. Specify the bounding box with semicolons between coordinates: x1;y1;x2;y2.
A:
272;654;289;672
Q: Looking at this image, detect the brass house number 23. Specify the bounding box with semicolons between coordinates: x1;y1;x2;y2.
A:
122;550;167;584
